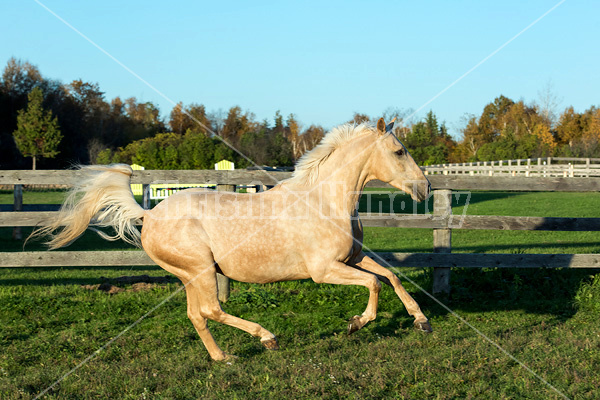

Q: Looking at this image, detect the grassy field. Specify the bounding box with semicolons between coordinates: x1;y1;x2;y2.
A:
1;190;599;399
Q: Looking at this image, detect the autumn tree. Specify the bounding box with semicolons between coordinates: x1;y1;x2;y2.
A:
124;97;164;135
220;106;257;143
169;102;186;134
66;80;106;119
348;112;371;125
584;107;600;139
1;57;44;99
453;95;558;161
169;102;211;135
478;95;515;142
559;106;600;157
297;125;324;156
453;114;481;161
13;87;62;169
556;107;582;149
284;113;302;159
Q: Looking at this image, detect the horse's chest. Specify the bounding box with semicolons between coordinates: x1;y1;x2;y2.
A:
308;220;356;261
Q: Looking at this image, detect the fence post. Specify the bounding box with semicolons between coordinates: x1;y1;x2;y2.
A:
142;184;151;209
432;189;452;295
215;184;235;303
12;184;23;240
586;158;590;178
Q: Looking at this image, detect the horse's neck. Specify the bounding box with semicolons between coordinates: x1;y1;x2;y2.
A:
310;138;373;217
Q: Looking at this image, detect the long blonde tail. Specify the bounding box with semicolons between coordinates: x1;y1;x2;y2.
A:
30;164;146;250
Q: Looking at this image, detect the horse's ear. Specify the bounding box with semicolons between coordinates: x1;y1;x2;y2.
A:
385;117;397;133
376;118;386;134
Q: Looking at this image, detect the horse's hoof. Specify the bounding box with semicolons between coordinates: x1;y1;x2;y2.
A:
261;338;279;350
347;315;362;335
214;353;238;362
414;320;433;333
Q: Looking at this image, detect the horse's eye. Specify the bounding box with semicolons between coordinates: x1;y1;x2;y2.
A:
395;149;404;157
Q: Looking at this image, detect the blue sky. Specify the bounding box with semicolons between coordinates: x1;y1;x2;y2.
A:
1;0;599;137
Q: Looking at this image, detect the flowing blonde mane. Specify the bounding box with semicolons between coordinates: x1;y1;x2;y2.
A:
291;123;376;185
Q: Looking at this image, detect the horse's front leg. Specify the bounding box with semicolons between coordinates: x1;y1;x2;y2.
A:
308;261;381;334
351;252;432;333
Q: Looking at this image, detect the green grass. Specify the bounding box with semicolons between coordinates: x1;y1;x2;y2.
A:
0;189;70;205
1;190;600;399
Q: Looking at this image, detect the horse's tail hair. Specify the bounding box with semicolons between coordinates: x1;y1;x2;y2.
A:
29;164;146;250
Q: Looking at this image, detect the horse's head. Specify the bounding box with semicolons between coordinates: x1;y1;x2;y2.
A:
369;118;431;202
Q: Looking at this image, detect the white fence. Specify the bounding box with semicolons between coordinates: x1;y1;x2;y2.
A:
423;157;600;178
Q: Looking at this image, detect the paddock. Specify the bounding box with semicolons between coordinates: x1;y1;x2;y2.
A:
1;170;600;398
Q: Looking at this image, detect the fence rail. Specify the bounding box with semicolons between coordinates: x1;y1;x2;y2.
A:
4;170;600;191
424;157;600;177
4;212;600;231
1;251;598;269
1;169;600;296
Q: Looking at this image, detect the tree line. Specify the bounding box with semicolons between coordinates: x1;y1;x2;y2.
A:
1;58;164;169
2;58;599;170
452;94;600;162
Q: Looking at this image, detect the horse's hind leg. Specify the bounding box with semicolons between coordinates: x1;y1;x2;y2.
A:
352;252;432;333
149;258;230;361
184;283;230;361
185;270;279;359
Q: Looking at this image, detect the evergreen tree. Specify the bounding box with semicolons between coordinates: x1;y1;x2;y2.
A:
273;110;284;134
13;87;62;169
403;111;455;165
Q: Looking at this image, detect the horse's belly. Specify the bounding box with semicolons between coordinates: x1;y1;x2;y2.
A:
213;245;309;284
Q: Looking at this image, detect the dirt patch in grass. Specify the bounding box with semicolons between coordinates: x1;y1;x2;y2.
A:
81;274;178;294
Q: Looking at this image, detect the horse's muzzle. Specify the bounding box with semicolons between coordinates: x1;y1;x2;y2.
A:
411;179;430;202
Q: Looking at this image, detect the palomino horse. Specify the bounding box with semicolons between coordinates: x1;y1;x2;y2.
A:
36;118;432;361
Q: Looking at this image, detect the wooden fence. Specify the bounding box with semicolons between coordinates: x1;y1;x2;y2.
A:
424;157;600;177
1;169;600;299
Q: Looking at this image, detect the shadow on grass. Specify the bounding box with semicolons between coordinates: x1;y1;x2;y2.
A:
369;241;600;254
411;267;600;324
454;242;600;253
0;266;165;286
